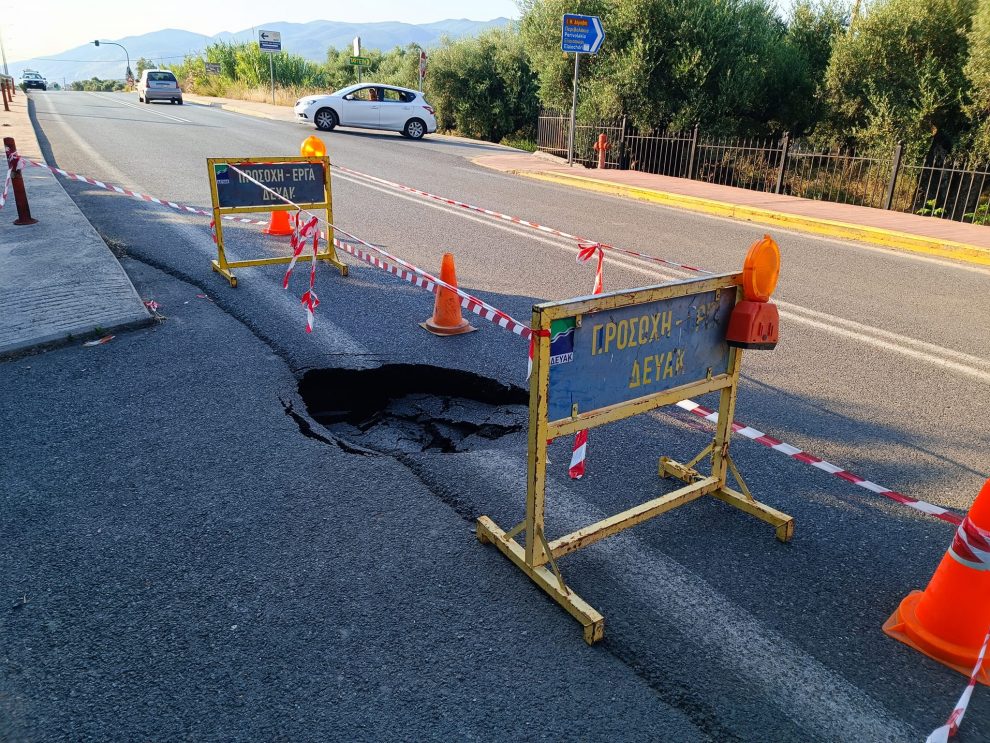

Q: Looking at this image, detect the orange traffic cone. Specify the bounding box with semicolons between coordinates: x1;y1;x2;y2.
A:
420;253;476;336
265;210;293;236
884;478;990;683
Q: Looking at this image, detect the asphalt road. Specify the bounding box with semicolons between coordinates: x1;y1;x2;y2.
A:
3;90;989;741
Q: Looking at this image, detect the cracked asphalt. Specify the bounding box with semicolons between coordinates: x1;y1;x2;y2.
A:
2;90;989;741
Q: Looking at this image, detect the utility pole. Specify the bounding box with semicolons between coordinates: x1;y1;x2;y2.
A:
93;40;131;86
567;52;580;166
0;26;9;76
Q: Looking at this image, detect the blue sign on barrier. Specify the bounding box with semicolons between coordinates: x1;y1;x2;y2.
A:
546;288;734;422
561;14;605;54
213;162;325;209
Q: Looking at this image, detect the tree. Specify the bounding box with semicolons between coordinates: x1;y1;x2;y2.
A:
136;57;154;79
821;0;978;158
963;0;990;155
520;0;819;135
785;0;850;132
425;28;539;141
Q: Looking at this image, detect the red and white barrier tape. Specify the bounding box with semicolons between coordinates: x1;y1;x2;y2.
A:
29;157;964;526
283;214;321;331
925;626;990;742
22;158;260;225
674;400;963;526
342;165;964;523
333;163;711;274
222;163;534;340
0;167;11;210
569;242;606;479
949;515;990;569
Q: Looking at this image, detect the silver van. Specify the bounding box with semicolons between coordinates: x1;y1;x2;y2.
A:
138;69;182;105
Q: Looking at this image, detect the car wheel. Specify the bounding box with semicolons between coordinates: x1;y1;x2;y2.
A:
177;99;183;105
403;118;426;140
138;95;143;102
315;108;338;132
144;97;150;104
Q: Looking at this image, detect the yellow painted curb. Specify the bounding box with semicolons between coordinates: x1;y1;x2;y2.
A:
512;169;990;267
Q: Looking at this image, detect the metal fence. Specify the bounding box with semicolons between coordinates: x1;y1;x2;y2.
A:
536;112;990;226
537;111;625;169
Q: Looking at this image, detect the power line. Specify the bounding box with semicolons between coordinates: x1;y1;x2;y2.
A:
32;51;204;63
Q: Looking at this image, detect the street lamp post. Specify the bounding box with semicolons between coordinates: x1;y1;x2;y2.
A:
92;40;132;86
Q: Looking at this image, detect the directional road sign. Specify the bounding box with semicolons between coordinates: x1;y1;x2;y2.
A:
349;56;370;67
259;30;281;53
561;14;604;54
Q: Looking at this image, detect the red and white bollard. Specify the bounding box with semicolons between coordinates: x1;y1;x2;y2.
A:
4;137;38;226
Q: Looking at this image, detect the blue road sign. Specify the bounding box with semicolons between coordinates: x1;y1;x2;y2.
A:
213;162;325;209
259;29;282;53
546;288;734;422
561;14;605;54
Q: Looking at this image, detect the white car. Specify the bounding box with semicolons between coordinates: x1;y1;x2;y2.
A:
19;71;47;90
295;84;437;139
138;69;183;104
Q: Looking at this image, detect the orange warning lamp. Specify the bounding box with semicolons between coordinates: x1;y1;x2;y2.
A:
300;136;326;158
726;235;780;350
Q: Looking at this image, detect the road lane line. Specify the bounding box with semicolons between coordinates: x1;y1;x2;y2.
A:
85;91;192;123
38;118;969;523
182;103;990;276
335;171;990;384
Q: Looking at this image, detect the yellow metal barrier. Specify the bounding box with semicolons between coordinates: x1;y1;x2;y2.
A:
206;155;347;287
477;271;792;644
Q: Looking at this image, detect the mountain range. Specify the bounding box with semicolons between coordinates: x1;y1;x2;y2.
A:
11;18;512;84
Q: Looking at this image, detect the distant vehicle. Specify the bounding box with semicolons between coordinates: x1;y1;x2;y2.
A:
294;84;437;140
19;71;47;91
138;69;182;105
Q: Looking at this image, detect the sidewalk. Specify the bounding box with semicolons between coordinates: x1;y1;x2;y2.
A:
0;92;149;358
184;93;297;122
475;152;990;266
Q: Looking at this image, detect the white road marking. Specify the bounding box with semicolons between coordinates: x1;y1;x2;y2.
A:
523;169;990;277
85;91;192;124
185;102;990;277
336;170;990;384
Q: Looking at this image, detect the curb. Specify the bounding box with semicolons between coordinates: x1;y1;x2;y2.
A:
0;97;154;358
184;96;292;122
509;169;990;267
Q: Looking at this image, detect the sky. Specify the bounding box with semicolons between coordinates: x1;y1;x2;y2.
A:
0;0;521;62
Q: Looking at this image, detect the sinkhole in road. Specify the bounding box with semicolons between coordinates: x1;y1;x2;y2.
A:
298;365;529;455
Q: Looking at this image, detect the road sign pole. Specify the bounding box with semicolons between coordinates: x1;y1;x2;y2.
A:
269;54;275;105
567;53;579;166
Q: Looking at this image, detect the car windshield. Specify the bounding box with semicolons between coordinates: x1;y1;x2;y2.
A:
148;72;176;83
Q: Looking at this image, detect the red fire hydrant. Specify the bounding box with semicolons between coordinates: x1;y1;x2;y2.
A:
593;133;608;169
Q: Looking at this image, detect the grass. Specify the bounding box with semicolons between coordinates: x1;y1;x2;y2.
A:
187;79;326;107
499;134;538;152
